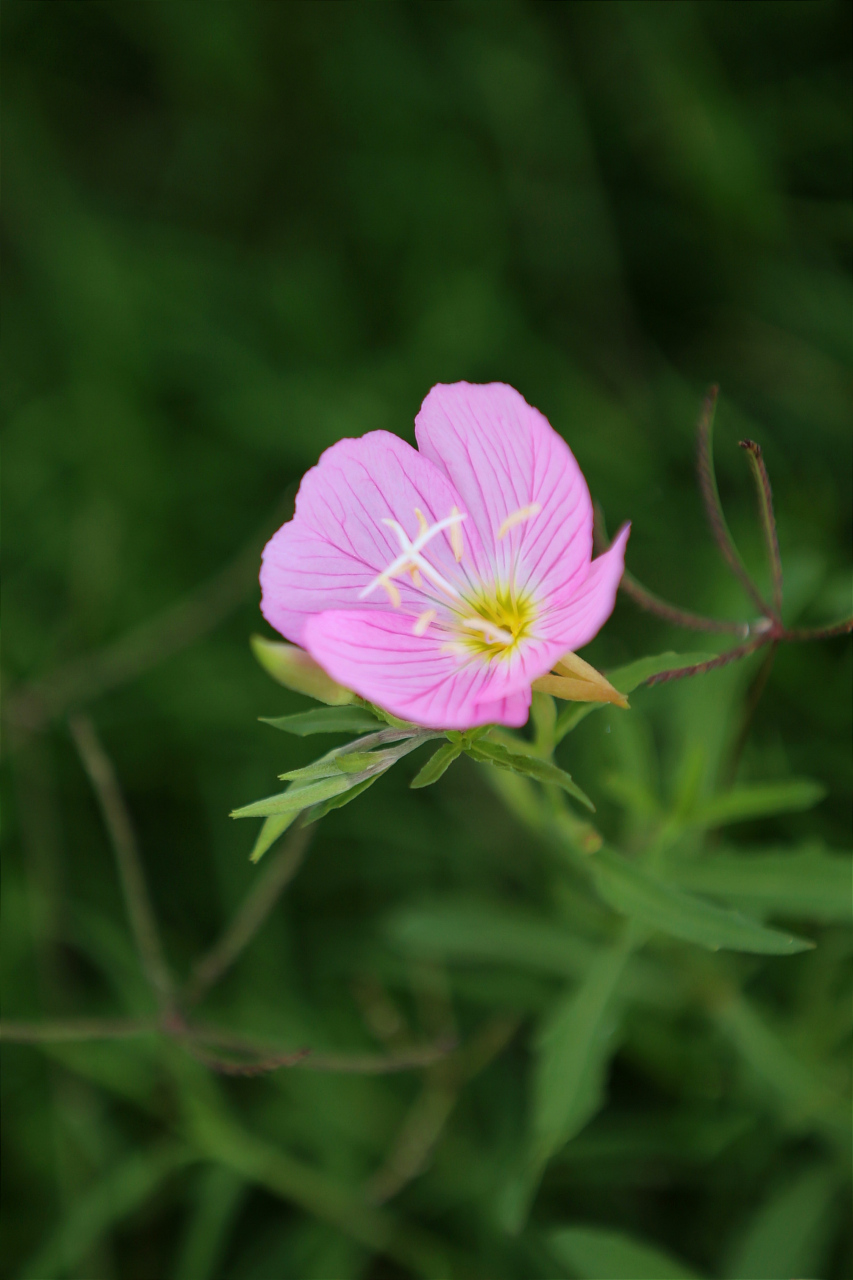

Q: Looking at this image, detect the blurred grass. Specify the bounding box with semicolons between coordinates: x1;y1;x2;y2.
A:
2;1;851;1277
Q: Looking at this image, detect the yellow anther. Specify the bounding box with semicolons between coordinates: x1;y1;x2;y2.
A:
450;506;464;561
414;508;429;538
413;609;436;636
381;578;401;608
407;564;423;587
497;502;541;540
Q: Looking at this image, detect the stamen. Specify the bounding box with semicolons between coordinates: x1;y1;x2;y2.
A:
460;617;515;646
414;508;429;538
413;609;436;636
440;641;469;657
408;565;423;587
497;502;541;540
450;505;464;561
381;578;401;608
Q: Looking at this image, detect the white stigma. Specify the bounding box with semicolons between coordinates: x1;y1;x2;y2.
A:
359;509;467;604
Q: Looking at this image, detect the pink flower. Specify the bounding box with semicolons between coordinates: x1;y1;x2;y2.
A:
260;382;629;729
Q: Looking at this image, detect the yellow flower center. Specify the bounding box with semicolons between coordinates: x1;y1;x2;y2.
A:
456;586;537;659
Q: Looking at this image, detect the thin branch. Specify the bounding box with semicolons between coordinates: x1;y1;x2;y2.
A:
739;439;783;617
179;1024;456;1075
186;825;312;1004
69;714;174;1012
183;1042;313;1076
366;1016;518;1205
644;634;771;686
594;501;749;635
3;493;295;737
0;1018;157;1043
619;571;749;635
0;1015;455;1076
696;386;770;617
782;617;853;642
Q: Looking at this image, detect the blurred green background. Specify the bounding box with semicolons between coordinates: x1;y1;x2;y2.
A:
2;2;851;1277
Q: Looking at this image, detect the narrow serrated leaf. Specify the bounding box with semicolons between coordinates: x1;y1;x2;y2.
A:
666;845;852;922
532;943;630;1166
301;774;381;824
260;707;381;736
468;741;595;811
591;848;814;954
410;741;462;789
231;774;357;819
249;812;299;864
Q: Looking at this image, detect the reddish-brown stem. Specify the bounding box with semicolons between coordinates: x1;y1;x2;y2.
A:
594;501;748;635
0;1018;157;1043
644;634;771;686
739;440;783;618
619;571;749;635
0;1014;456;1077
781;617;853;642
696;388;771;618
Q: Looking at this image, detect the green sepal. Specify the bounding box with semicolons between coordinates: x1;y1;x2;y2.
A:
250;635;356;705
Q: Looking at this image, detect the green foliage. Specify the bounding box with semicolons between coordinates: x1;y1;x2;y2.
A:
260;706;382;736
590;848;815;954
3;1;851;1277
548;1225;702;1280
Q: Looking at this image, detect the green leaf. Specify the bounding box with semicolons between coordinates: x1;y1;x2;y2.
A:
723;1164;838;1280
174;1166;246;1280
231;774;357;819
250;635;356;705
501;939;631;1235
20;1143;194;1280
532;942;631;1167
548;1225;703;1280
467;740;595;811
410;741;462;788
387;902;592;977
260;706;381;736
249;812;300;864
278;732;419;783
301;774;381;823
666;845;852;922
607;651;716;694
714;994;843;1128
688;779;825;829
591;848;815;954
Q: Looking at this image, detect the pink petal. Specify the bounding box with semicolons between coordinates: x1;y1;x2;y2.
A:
415;382;593;599
539;524;630;652
260;431;489;645
303;610;533;729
